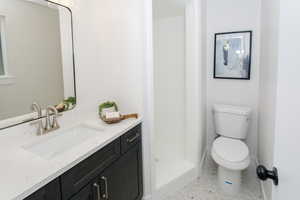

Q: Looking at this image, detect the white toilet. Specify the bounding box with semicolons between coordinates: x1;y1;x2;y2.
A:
211;104;251;195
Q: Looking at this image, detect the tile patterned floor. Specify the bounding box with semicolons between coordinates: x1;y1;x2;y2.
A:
163;156;263;200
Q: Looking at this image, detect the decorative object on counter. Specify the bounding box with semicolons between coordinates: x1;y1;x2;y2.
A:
99;101;119;118
99;101;138;124
214;31;252;80
103;113;139;124
56;97;76;112
106;111;121;119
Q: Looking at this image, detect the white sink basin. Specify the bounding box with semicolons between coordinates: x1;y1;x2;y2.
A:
22;125;105;160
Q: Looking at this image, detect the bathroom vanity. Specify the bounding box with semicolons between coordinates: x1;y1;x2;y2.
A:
24;123;143;200
0;1;143;199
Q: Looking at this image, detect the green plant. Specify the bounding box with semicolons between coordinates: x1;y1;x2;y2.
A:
64;97;76;105
99;101;118;116
63;97;76;110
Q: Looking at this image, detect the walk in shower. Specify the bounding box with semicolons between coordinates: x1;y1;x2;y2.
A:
151;0;204;197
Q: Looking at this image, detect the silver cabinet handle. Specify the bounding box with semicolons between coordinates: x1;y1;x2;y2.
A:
93;183;101;200
127;134;139;143
101;176;109;199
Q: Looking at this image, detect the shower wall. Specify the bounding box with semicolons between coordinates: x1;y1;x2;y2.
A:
150;0;205;197
153;14;186;163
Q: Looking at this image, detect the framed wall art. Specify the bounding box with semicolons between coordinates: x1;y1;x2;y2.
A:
214;31;252;80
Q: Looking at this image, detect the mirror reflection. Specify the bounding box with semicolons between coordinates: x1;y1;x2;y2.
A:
0;0;76;125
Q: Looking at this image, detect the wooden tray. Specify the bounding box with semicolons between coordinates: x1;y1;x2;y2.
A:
101;113;138;124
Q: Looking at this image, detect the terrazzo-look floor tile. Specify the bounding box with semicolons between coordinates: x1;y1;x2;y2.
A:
163;156;263;200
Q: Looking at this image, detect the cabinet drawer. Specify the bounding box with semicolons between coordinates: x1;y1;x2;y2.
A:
61;139;120;200
121;124;141;154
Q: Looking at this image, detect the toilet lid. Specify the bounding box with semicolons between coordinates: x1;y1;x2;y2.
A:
213;137;249;163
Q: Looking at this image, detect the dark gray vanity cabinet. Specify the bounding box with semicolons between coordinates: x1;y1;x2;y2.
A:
24;123;143;200
68;124;143;200
60;139;121;200
97;137;143;200
24;178;61;200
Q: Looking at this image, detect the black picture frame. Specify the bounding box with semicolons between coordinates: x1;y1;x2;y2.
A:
214;31;252;80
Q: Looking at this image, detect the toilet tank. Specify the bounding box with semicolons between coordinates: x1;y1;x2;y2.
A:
213;104;251;139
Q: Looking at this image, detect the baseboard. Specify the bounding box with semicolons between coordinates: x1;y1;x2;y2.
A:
255;159;268;200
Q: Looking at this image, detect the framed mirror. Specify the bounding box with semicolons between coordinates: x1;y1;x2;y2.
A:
0;0;76;130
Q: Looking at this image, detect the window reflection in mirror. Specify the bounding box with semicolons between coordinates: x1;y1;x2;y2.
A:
0;39;4;76
0;0;76;129
0;16;7;76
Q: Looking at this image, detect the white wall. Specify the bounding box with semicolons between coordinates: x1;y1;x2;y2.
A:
0;0;64;120
73;0;144;115
200;0;207;162
185;0;206;167
272;1;300;199
258;0;280;199
143;0;155;197
206;0;261;157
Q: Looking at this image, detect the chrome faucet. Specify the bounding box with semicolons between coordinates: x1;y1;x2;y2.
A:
30;102;61;135
31;102;44;136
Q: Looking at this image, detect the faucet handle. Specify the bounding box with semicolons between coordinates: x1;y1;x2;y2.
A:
46;106;61;129
31;102;42;118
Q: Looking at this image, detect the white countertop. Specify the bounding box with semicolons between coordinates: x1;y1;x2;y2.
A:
0;118;142;200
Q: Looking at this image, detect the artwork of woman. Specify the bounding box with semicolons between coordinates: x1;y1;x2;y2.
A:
223;40;230;66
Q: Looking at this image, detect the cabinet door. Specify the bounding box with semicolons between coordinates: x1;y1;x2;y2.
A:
70;178;108;200
69;184;94;200
99;143;143;200
24;178;61;200
61;139;120;200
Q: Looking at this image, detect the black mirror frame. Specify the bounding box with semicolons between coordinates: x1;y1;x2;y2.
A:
0;0;77;130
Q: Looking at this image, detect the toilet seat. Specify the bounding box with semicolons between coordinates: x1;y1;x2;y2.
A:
212;137;250;170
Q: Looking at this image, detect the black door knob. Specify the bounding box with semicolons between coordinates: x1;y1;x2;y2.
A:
257;165;279;186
